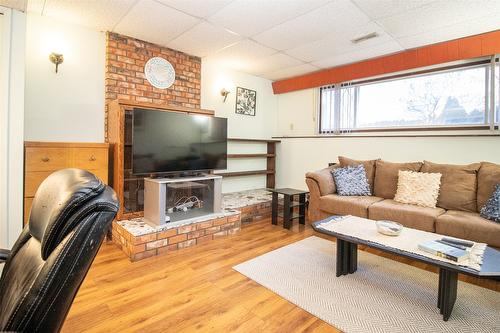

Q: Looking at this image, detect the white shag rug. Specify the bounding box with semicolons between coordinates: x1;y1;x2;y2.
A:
233;236;500;333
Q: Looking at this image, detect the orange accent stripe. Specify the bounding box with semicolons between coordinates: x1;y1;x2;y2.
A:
272;30;500;94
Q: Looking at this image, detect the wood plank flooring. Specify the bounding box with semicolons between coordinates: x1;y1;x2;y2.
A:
62;219;499;333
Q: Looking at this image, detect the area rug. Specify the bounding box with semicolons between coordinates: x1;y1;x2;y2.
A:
233;236;500;333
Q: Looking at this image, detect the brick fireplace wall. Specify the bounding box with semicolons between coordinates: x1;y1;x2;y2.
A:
105;32;201;107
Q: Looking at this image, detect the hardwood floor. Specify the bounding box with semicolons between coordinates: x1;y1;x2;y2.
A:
62;218;499;333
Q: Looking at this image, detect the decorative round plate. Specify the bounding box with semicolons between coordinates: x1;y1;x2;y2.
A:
144;57;175;89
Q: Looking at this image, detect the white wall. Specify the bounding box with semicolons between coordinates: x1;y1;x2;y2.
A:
0;7;25;248
275;89;500;191
24;13;105;142
201;59;278;193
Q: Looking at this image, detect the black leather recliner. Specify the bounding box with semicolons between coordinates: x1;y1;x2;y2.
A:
0;168;119;332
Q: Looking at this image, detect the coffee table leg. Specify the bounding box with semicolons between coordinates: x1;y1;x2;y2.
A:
438;268;458;321
336;239;357;277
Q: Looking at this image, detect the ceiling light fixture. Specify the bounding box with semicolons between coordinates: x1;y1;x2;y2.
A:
351;32;379;44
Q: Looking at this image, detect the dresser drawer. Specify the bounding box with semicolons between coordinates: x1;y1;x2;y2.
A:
25;171;53;197
25;147;69;172
72;148;108;171
24;197;33;226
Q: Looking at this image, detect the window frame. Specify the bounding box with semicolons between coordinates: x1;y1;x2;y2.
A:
318;58;499;134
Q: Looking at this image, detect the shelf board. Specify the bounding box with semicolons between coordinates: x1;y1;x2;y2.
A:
227;153;275;158
228;138;281;143
278;201;305;208
277;212;304;220
215;170;274;177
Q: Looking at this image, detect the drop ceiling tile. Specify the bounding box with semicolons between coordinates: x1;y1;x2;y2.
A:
156;0;232;18
40;0;136;31
398;15;500;49
286;22;394;62
253;0;370;51
114;0;200;46
207;0;330;37
1;0;27;11
263;63;320;81
312;39;403;68
168;21;242;57
352;0;434;20
377;0;500;38
245;52;303;75
205;39;277;71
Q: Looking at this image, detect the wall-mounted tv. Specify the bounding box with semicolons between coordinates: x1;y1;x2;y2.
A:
132;108;227;175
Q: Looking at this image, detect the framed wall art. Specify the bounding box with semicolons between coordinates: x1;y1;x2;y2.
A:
235;87;256;116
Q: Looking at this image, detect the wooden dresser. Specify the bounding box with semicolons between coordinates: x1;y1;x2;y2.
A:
24;142;110;225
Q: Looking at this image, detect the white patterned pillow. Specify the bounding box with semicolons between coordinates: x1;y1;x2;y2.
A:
394;170;442;208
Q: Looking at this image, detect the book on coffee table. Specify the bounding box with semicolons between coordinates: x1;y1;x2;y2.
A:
418;240;470;263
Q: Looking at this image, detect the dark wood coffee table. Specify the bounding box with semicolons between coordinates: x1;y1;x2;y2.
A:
312;217;500;321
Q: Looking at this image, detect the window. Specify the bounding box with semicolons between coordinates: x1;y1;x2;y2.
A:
319;58;500;133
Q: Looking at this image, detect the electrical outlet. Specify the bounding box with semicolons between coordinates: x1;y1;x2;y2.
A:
289;123;294;130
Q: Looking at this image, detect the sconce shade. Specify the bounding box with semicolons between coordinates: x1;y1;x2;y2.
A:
220;88;230;102
49;53;64;73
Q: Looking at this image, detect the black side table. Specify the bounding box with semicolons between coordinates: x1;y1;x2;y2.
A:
268;188;308;229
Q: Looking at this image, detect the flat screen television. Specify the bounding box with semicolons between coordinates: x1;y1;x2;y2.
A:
132;108;227;175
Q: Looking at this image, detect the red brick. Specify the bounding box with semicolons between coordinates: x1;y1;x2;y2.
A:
205;226;220;234
213;217;228;226
178;224;196;234
131;249;156;262
196;221;213;230
168;234;187;244
157;244;178;255
188;230;205;239
178;239;196;249
228;214;240;223
131;233;156;245
158;229;177;239
196;234;213;244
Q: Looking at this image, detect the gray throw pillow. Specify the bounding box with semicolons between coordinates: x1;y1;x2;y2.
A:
332;165;371;196
480;184;500;223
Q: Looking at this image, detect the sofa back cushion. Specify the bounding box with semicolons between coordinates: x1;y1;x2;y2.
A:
477;162;500;210
420;161;480;212
374;160;422;199
338;156;379;192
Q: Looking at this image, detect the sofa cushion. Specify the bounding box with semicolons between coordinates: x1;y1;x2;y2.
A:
435;210;500;248
373;160;422;199
332;165;371;196
338;156;379;192
319;194;383;218
369;199;445;232
394;170;441;208
477;162;500;210
420;160;480;212
305;165;339;196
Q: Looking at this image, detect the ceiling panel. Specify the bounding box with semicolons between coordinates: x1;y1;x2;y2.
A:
311;39;403;68
207;0;330;37
114;0;200;47
352;0;434;20
244;52;303;75
157;0;232;18
377;0;500;38
285;22;394;62
168;21;242;57
205;39;277;71
262;63;320;81
254;0;370;51
0;0;27;11
39;0;136;31
397;14;500;49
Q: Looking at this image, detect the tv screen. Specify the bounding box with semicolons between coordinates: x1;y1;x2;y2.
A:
132;108;227;175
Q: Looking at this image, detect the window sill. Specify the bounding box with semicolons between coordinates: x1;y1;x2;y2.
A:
273;130;500;139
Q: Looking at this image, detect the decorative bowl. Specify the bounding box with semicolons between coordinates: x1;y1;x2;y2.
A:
376;220;403;236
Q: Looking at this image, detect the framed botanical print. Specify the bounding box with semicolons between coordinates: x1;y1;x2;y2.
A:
235;87;256;116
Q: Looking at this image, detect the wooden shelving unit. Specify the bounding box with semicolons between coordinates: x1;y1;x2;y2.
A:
216;138;280;188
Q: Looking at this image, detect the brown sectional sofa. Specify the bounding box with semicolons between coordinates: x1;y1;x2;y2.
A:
305;157;500;248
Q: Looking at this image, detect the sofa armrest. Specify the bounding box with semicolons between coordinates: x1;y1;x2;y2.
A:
305;166;338;196
0;248;11;263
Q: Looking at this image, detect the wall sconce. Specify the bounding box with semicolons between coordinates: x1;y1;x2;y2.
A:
49;53;64;73
220;88;230;103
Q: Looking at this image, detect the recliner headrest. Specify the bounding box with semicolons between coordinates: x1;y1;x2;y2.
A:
29;168;106;260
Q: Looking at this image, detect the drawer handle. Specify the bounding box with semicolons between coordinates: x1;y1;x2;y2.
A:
41;157;50;162
89;155;96;161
